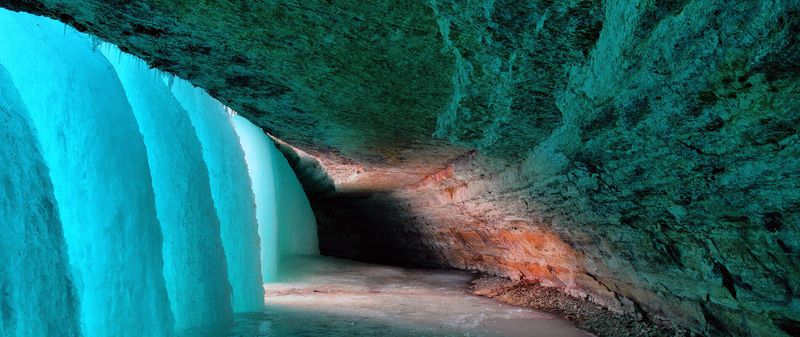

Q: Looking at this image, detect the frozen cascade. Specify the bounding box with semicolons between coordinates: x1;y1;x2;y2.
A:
170;80;265;311
0;8;321;336
233;116;320;282
272;141;320;259
0;65;81;337
0;10;174;337
102;46;234;330
232;116;280;282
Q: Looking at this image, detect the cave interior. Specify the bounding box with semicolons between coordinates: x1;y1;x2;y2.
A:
0;1;798;337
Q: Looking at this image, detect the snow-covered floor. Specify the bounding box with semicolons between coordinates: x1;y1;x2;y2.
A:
187;256;593;337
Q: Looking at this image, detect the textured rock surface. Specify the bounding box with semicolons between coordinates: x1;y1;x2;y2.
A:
4;0;799;336
2;0;467;188
471;276;688;337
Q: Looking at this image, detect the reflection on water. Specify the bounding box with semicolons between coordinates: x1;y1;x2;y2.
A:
187;257;594;337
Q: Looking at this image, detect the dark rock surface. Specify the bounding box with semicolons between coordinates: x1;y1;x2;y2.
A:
4;0;799;336
471;276;692;337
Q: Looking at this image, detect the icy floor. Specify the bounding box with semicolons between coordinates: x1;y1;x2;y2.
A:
188;256;594;337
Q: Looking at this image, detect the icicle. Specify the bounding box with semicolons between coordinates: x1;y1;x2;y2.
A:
91;35;101;52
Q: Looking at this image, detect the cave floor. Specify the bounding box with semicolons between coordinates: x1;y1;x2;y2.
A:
188;256;594;337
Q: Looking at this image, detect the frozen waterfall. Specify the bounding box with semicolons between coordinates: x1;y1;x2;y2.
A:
0;64;81;337
232;116;280;282
0;8;319;337
0;11;174;337
233;116;320;282
272;140;321;259
102;46;234;330
169;79;266;312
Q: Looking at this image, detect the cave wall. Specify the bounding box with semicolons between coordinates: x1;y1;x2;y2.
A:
424;2;800;336
3;0;798;336
301;1;800;335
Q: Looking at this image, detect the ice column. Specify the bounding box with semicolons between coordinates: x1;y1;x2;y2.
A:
0;10;173;337
0;65;81;337
233;116;320;281
170;80;265;311
272;143;320;258
232;116;280;282
103;46;234;329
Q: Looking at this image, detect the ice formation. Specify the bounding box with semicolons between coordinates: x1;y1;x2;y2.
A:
272;142;320;258
0;10;174;337
0;8;319;336
232;116;280;281
169;81;265;311
0;65;81;337
233;116;320;282
103;46;234;329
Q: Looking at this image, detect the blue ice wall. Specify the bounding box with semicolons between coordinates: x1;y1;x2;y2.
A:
170;80;265;311
232;116;280;282
0;65;81;337
0;10;174;337
0;8;319;334
102;46;234;329
233;116;320;282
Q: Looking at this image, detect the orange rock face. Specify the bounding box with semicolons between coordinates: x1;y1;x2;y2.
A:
311;154;622;314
